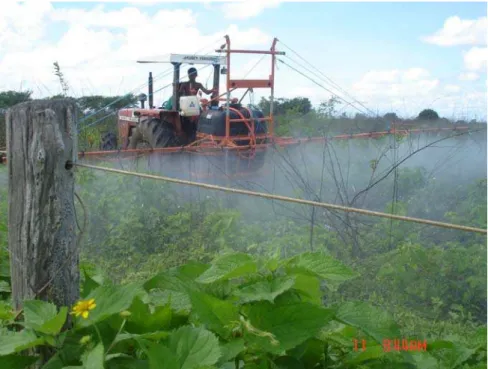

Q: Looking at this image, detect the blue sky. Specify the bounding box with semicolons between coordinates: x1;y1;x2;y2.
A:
2;1;487;119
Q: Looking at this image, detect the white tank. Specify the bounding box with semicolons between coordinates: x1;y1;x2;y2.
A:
179;96;200;116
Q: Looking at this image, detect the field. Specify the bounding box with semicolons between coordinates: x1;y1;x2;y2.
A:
0;96;486;368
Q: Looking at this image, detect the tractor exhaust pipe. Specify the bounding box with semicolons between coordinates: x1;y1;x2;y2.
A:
148;72;153;109
212;64;220;108
172;62;181;111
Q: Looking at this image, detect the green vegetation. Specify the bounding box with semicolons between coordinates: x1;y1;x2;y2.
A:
0;92;486;368
0;243;486;368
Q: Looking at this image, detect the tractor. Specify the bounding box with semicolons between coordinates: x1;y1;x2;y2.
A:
101;36;284;175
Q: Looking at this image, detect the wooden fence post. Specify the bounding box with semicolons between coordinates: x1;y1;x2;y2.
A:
7;99;79;311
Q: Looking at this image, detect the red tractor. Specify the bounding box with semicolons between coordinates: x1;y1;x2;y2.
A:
106;36;283;168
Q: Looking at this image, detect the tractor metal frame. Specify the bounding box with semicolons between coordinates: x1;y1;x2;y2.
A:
192;36;285;148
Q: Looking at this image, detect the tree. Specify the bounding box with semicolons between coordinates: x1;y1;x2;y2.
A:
317;96;341;118
354;113;368;120
258;96;312;116
383;112;399;121
417;109;439;121
0;90;33;109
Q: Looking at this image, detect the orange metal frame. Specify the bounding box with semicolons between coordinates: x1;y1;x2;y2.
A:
223;35;281;144
194;36;284;151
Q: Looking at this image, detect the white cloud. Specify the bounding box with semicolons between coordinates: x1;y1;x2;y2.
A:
458;72;480;81
221;0;281;20
0;2;272;101
421;16;487;46
401;68;431;82
127;1;162;6
353;68;439;98
351;68;440;116
444;84;461;93
360;70;400;84
463;46;488;71
0;1;53;53
350;67;487;119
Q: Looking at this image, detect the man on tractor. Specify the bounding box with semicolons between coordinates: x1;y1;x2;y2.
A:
179;67;215;97
178;67;216;142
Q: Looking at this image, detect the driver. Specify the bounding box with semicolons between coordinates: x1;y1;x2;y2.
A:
179;67;216;96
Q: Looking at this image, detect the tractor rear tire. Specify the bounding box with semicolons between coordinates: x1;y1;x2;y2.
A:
128;117;176;149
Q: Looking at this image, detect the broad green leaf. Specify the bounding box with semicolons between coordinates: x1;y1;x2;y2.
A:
0;354;39;369
335;301;401;343
169;326;221;369
187;290;239;339
126;297;172;333
344;344;386;364
39;307;68;335
77;283;144;326
144;271;192;293
41;353;64;369
82;269;101;298
0;260;10;278
196;253;257;284
288;338;323;368
0;330;45;355
234;276;295;304
23;300;67;334
104;357;149;369
316;329;355;347
244;301;334;353
409;352;439;369
431;342;478;369
286;252;358;282
45;335;56;347
264;257;280;272
24;300;57;329
0;280;10;292
113;331;170;346
199;280;233;300
83;343;104;369
0;301;14;320
147;343;180;369
290;274;322;305
427;340;455;351
217;339;245;365
273;356;305;369
176;262;210;279
242;359;270;369
149;290;191;313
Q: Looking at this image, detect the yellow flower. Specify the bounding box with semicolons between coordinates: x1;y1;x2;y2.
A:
71;298;97;319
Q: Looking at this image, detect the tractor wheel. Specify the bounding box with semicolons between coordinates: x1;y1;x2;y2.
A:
101;132;118;150
128;117;176;149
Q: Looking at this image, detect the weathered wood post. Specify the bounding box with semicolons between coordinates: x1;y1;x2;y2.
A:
7;99;79;311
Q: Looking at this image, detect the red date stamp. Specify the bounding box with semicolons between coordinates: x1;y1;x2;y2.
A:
353;338;428;352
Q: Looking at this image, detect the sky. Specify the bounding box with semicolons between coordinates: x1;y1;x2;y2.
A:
0;0;486;120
